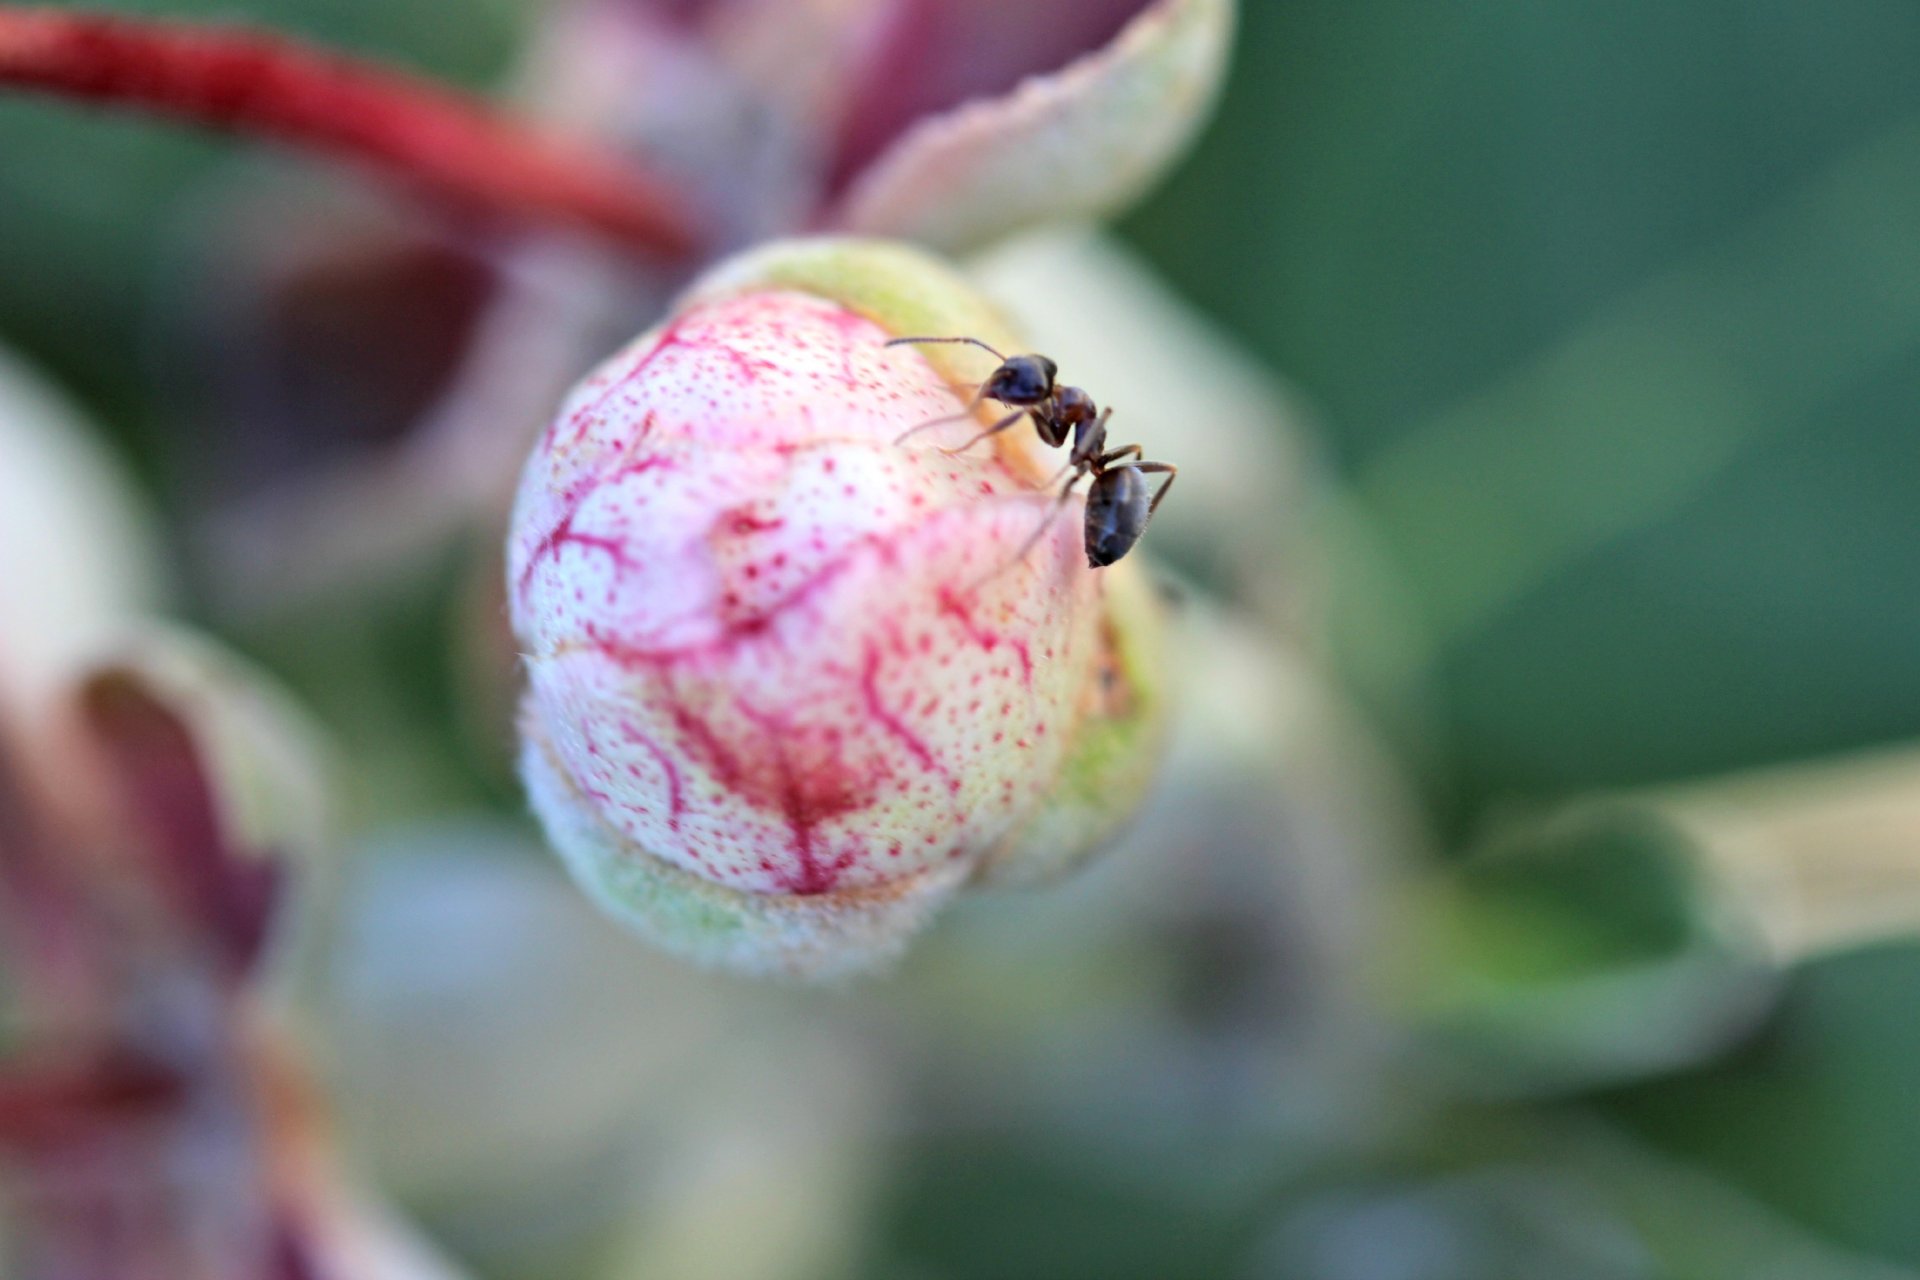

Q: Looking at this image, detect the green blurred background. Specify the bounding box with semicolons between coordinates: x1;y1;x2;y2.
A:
8;3;1920;1277
1131;2;1920;812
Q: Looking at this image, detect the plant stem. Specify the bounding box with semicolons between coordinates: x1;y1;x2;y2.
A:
0;5;700;260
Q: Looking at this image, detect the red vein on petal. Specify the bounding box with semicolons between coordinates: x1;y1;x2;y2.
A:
859;640;936;772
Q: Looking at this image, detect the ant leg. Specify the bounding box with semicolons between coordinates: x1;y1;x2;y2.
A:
894;384;992;444
1096;443;1143;468
940;409;1027;456
1007;473;1085;565
1133;462;1178;515
885;336;1007;362
964;469;1088;592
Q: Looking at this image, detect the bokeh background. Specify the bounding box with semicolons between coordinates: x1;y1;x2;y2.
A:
7;2;1920;1278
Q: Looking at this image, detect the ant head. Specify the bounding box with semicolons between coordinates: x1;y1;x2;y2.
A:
983;354;1057;407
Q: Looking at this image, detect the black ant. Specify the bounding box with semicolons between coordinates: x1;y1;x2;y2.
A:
886;336;1176;568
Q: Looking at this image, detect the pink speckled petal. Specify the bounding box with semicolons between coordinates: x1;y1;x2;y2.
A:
521;705;975;979
526;474;1093;896
826;0;1234;254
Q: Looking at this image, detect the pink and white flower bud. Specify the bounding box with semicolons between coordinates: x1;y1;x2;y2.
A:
509;239;1170;978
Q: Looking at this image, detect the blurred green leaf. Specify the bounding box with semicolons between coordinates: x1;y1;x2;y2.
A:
1128;1;1920;805
868;1134;1257;1280
1407;805;1773;1096
1607;942;1920;1268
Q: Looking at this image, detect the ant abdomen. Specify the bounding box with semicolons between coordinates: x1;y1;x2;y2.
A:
1085;467;1153;568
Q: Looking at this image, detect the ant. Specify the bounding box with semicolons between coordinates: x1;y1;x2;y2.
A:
886;336;1176;568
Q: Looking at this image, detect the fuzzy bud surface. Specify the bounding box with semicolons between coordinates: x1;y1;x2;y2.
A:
509;240;1168;977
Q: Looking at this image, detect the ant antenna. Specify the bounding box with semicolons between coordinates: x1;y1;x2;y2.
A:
886;336;1008;361
888;337;1003;444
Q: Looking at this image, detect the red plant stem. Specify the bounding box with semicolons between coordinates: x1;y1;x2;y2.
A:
0;5;700;260
0;1050;184;1149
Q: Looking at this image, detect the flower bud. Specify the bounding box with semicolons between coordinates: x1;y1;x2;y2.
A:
509;238;1170;978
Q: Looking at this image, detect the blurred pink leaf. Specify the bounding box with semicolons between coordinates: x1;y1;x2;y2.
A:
824;0;1154;195
829;0;1235;251
0;638;463;1278
78;670;284;982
